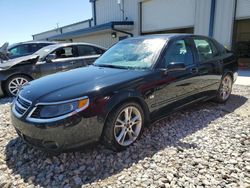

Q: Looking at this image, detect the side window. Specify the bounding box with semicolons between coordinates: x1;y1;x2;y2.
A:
9;44;29;57
77;45;99;56
213;40;227;55
162;40;194;68
94;47;105;54
52;46;76;59
194;38;215;62
29;44;39;53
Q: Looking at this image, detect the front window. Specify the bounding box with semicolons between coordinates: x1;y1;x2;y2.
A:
34;45;60;60
51;46;76;59
162;40;194;68
94;38;166;70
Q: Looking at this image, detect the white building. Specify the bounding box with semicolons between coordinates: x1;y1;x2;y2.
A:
33;0;250;65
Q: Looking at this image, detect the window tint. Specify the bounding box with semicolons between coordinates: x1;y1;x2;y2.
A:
95;47;105;54
163;40;193;68
52;46;76;59
9;44;29;57
194;39;214;62
213;40;227;55
30;43;50;53
30;44;40;53
77;45;100;56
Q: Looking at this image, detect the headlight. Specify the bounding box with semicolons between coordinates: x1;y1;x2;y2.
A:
39;101;79;118
27;97;89;122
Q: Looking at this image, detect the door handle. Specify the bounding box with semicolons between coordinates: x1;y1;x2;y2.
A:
191;67;198;74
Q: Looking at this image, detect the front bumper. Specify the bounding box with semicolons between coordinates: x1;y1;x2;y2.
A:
11;112;104;152
233;71;238;83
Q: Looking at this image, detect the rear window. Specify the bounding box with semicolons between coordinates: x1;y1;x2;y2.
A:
213;40;227;55
77;45;103;56
194;38;214;62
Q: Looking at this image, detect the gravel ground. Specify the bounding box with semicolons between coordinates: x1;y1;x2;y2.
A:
0;85;249;188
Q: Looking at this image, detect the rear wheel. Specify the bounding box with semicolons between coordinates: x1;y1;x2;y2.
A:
102;102;145;151
5;75;31;97
215;74;233;103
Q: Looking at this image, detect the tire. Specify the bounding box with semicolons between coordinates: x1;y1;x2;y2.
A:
101;102;145;151
4;75;31;97
215;74;233;103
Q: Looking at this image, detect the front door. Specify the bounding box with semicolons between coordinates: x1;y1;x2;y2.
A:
50;46;79;72
149;38;200;117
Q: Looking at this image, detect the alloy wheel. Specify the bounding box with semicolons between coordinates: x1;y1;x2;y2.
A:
8;77;29;96
114;106;142;146
220;75;232;101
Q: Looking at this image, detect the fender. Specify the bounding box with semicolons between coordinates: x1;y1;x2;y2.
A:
97;89;151;126
0;69;33;82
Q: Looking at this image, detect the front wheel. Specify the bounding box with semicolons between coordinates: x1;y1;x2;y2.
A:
215;74;233;103
5;75;31;97
102;102;145;151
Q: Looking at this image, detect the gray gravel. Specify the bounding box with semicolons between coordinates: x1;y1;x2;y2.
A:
0;85;249;188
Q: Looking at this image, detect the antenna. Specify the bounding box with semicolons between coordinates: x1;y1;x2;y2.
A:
117;0;125;21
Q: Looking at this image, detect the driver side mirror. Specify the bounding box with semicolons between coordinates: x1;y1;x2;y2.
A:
167;62;186;72
46;54;56;62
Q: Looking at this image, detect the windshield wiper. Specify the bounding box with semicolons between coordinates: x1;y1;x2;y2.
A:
94;64;128;69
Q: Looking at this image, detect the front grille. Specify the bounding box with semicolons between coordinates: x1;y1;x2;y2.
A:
13;95;32;117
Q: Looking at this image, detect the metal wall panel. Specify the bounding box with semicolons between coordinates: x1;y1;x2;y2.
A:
33;29;61;41
95;0;139;35
95;0;123;25
141;0;195;33
72;32;127;48
236;0;250;19
213;0;235;49
194;0;211;36
62;22;90;33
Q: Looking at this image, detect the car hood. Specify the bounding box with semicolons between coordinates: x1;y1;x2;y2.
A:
0;54;39;70
19;65;150;103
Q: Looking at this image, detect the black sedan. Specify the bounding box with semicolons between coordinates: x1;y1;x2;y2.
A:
11;34;238;152
0;43;106;96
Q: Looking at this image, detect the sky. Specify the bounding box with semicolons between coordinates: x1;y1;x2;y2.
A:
0;0;92;45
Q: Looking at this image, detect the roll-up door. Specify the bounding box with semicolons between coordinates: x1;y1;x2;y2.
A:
236;0;250;20
141;0;195;34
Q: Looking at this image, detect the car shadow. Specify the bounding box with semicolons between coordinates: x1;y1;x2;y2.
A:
0;97;14;105
4;94;248;187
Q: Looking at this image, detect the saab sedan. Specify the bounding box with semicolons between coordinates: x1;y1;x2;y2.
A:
11;34;238;152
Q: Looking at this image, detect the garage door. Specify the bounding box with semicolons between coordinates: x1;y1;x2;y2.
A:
236;0;250;20
141;0;195;34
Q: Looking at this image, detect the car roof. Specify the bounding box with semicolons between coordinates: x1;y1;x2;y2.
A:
8;41;57;49
128;34;212;41
46;42;107;50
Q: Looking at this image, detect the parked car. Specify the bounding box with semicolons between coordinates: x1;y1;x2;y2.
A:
11;34;238;152
7;41;56;59
0;43;106;96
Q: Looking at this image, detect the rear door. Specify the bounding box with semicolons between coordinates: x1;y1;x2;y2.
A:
191;37;223;94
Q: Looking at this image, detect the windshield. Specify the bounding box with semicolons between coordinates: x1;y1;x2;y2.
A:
34;44;59;60
94;38;166;70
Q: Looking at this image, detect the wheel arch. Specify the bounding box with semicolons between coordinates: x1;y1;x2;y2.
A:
223;69;234;80
101;91;151;128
